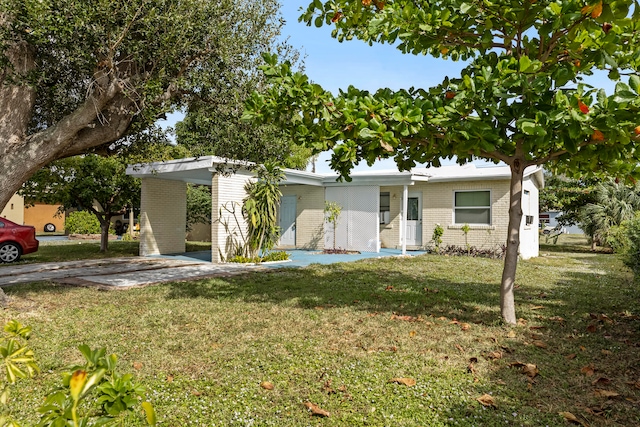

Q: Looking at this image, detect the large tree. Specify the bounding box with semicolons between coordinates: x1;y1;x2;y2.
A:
0;0;287;212
244;0;640;323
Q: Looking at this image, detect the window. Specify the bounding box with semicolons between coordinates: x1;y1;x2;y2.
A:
380;192;390;224
523;190;532;228
454;190;491;225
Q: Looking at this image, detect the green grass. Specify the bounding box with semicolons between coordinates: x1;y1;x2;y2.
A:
1;237;639;426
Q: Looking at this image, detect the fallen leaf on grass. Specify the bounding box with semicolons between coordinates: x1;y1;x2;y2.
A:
260;381;274;390
390;314;418;322
584;407;604;417
166;375;174;382
388;377;416;387
467;358;478;374
409;330;417;338
531;305;545;310
509;362;539;378
601;349;612;356
507;330;517;338
486;351;503;360
385;285;394;291
517;318;528;326
191;390;202;396
565;353;577;360
594;389;620;398
586;324;598;333
455;343;465;352
580;364;595;376
476;394;497;408
591;377;611;386
460;323;471;331
559;411;589;426
532;340;548;349
133;362;143;370
529;325;547;330
304;402;330;417
322;379;335;394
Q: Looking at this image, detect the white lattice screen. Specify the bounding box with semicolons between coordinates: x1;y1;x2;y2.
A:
325;186;380;253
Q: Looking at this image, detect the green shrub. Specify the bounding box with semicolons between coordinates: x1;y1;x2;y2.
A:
0;320;156;426
65;211;101;234
606;224;631;254
261;251;290;262
621;214;640;277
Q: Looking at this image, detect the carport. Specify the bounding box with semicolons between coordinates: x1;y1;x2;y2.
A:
126;156;324;263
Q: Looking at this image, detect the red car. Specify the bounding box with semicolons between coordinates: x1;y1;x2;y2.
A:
0;218;39;263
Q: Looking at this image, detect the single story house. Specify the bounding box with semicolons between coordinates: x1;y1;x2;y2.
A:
126;156;544;261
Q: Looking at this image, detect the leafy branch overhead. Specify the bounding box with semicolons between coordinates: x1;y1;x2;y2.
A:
243;0;640;324
245;0;640;179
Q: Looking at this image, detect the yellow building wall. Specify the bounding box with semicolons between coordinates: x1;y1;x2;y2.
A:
0;194;24;224
24;203;65;232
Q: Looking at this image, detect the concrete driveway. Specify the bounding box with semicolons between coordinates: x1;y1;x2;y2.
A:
0;249;426;290
0;257;263;289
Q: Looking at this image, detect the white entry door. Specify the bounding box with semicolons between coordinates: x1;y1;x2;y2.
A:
279;195;296;246
405;193;422;246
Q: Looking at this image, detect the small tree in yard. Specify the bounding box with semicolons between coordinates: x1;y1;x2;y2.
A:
21;155;140;252
245;0;640;324
324;201;342;251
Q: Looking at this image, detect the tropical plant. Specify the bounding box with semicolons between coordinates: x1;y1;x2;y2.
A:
244;0;640;324
324;201;343;251
243;164;285;259
431;223;444;253
578;180;640;249
37;345;155;427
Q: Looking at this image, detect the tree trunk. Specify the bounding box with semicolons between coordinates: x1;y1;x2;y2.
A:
500;159;525;325
100;219;111;253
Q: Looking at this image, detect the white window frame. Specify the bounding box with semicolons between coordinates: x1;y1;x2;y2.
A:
379;192;390;224
453;190;492;225
523;189;532;229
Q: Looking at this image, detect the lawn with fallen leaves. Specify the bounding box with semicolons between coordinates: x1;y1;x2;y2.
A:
2;236;639;426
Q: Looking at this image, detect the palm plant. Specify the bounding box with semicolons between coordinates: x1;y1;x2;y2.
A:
242;163;284;259
578;180;640;249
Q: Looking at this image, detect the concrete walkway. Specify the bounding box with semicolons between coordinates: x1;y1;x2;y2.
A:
0;257;263;289
0;248;426;290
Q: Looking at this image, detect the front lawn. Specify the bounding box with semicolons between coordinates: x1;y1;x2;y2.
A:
1;242;638;426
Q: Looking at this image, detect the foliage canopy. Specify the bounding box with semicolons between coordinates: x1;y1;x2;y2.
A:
244;0;640;323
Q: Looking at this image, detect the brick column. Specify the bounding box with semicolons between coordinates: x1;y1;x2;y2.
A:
139;178;187;256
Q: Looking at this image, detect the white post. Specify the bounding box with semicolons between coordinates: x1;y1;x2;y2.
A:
402;185;408;255
129;208;135;239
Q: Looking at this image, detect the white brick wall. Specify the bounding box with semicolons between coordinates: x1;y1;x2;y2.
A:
380;180;512;250
211;172;255;262
279;185;324;250
139;178;187;256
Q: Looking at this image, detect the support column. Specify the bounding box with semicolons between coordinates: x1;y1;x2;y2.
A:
401;185;408;255
139;178;186;256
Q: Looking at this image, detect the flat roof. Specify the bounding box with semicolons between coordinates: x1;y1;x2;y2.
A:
127;156;543;187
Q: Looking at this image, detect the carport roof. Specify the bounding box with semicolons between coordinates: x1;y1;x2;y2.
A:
126;156;543;187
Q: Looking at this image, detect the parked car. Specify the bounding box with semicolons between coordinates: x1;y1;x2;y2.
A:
0;218;39;262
